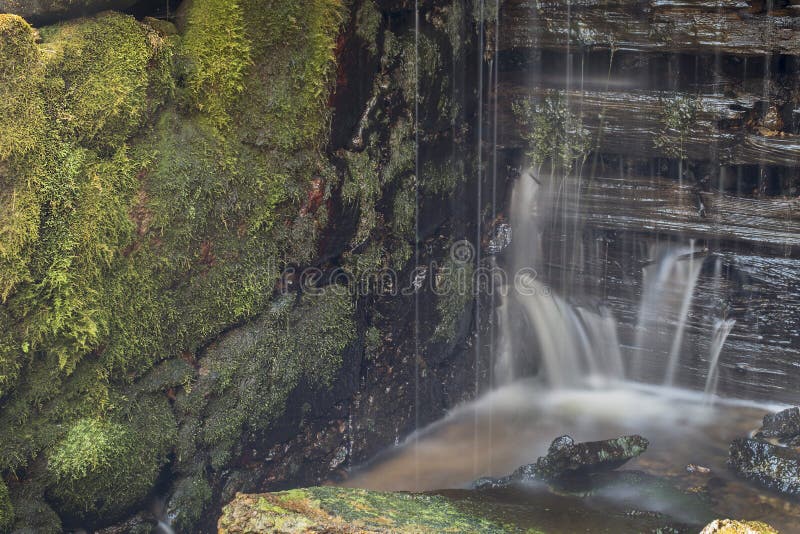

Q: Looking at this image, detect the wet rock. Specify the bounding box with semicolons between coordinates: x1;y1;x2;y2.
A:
521;434;649;480
0;0;138;24
218;487;512;533
686;464;712;474
701;519;778;534
487;222;512;255
758;407;800;440
473;435;650;489
728;438;800;496
94;512;158;534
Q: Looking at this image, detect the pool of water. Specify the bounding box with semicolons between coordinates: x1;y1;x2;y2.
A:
345;380;800;531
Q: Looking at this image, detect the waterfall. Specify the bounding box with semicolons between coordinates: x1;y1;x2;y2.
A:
496;171;624;387
496;171;726;392
704;319;737;398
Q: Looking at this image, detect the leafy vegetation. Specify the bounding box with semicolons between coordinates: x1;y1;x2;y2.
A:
512;92;592;174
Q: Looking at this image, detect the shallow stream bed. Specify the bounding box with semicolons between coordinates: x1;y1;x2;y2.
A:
345;380;800;532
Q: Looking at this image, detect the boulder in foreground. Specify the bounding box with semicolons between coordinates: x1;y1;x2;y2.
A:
0;1;138;23
701;519;778;534
218;487;522;534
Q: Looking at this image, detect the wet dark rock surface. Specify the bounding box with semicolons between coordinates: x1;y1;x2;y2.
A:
474;434;649;489
529;434;649;480
728;438;800;496
759;407;800;441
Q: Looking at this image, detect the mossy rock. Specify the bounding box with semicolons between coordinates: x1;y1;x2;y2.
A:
218;487;525;533
700;519;779;534
0;1;138;24
0;479;12;532
45;396;176;522
39;11;174;152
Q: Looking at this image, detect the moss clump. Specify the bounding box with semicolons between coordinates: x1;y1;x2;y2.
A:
219;487;522;533
655;94;699;160
39;12;173;152
433;255;475;343
0;14;45;160
701;519;778;534
0;479;12;532
512;92;592;173
178;0;250;128
0;0;346;529
183;291;356;472
355;0;381;55
235;0;344;151
46;397;176;521
0;15;46;304
166;474;213;532
421;156;468;196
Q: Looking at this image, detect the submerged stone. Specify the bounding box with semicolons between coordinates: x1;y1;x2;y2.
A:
522;434;649;481
728;438;800;496
759;407;800;441
473;435;650;489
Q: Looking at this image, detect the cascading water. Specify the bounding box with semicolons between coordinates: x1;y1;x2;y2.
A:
496;170;720;392
495;171;626;387
704;318;737;398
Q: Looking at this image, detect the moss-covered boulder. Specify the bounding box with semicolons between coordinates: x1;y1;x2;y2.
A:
0;479;12;532
0;1;138;24
217;487;522;533
45;396;176;522
700;519;779;534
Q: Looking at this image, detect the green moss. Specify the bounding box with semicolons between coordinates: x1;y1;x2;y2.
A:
178;0;250;128
166;474;213;532
194;291;355;471
0;15;45;161
398;32;440;111
433;255;475;343
219;487;523;533
655;95;699;160
0;479;11;532
235;0;344;151
355;0;381;55
391;179;416;239
39;12;173;152
512;92;592;173
46;396;176;521
0;15;46;302
0;0;347;528
421;156;468;196
443;2;468;60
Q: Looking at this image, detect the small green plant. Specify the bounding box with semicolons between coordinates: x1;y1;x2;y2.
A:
655;94;699;160
512;92;591;175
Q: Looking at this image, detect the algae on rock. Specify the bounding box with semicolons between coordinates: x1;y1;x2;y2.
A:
0;0;348;529
218;487;521;533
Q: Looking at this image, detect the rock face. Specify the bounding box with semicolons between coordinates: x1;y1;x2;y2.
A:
701;519;779;534
0;0;138;23
759;407;800;441
217;488;514;534
728;438;800;496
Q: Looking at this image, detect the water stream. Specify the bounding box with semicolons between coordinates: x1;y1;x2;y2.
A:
344;2;800;531
347;171;800;530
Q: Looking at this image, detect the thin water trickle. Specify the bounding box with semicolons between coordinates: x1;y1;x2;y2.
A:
705;318;737;398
